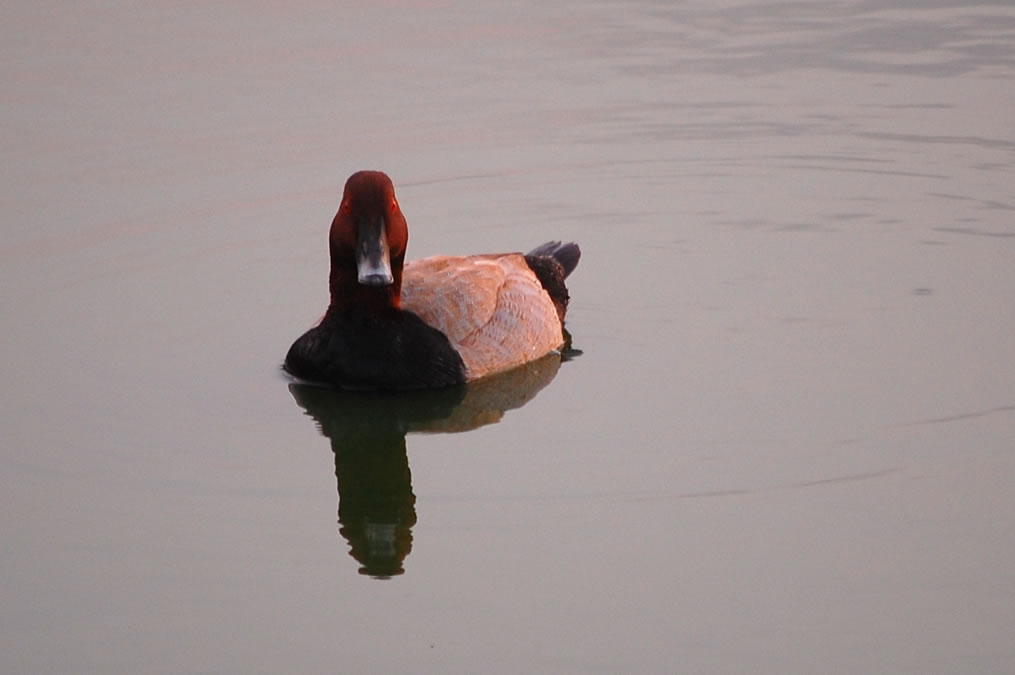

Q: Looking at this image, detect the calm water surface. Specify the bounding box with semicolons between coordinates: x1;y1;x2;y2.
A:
3;1;1014;672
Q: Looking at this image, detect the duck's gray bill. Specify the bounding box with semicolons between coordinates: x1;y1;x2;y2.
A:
356;218;394;286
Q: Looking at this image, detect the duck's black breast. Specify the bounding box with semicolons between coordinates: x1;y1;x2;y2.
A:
284;306;467;390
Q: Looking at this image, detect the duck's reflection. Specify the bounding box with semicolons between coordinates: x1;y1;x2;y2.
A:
288;352;564;578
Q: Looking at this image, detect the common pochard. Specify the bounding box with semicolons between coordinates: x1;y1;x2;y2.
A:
284;170;580;389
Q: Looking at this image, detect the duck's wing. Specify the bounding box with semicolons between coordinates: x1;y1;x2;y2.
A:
401;254;564;379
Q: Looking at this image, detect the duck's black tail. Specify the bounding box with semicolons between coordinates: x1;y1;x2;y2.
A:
524;241;581;322
526;241;581;279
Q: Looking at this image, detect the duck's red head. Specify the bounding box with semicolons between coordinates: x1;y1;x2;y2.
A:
328;170;408;311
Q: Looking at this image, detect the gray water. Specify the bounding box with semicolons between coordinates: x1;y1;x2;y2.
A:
3;1;1014;673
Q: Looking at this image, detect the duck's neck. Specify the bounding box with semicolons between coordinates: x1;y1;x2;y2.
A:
326;260;402;316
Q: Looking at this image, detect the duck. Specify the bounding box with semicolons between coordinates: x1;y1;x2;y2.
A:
284;170;580;390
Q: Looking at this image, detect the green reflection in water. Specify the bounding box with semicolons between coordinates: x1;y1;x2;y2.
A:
289;349;571;578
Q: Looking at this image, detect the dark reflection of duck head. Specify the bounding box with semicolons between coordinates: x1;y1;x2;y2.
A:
288;351;565;579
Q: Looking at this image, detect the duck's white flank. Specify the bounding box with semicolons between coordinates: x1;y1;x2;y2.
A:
400;253;563;380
